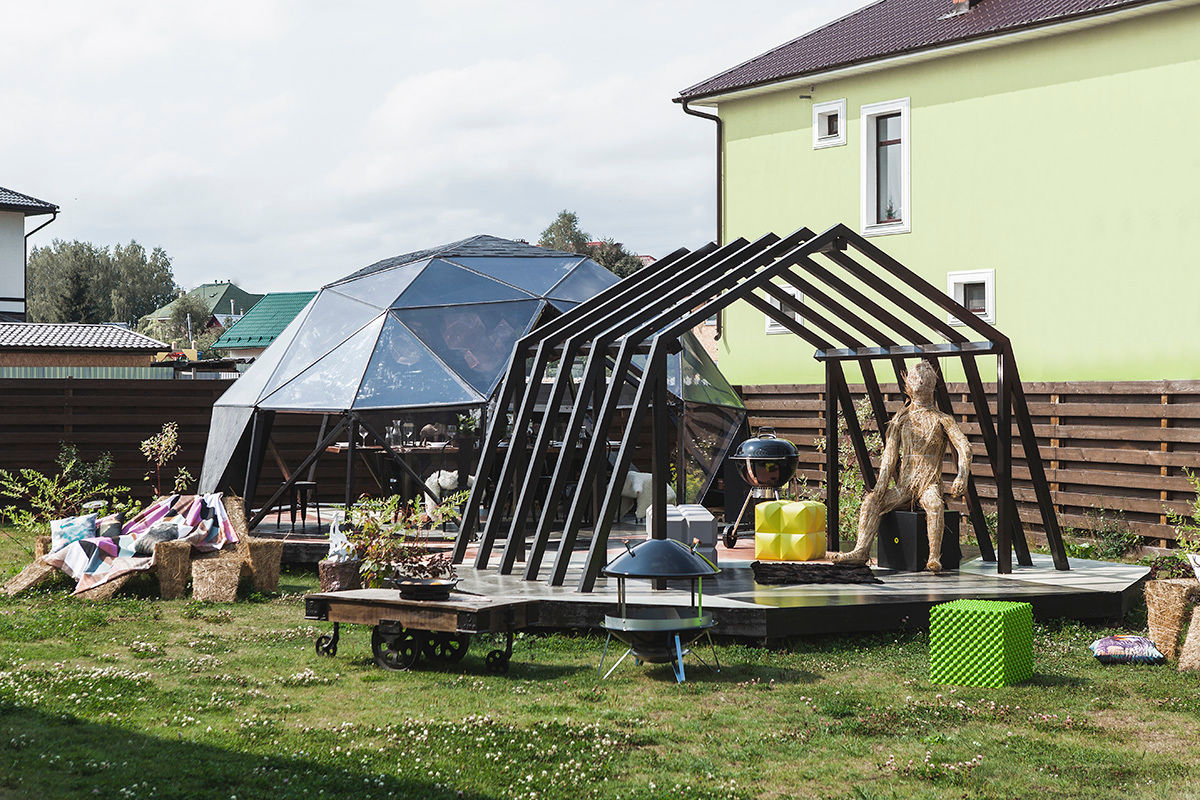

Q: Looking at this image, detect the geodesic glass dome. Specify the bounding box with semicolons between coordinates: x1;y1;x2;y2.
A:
199;234;745;497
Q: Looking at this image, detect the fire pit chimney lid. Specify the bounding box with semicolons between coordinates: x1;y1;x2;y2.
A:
602;538;720;579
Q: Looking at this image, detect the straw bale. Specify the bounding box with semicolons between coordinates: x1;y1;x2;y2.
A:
1145;578;1200;661
2;561;57;596
77;573;135;601
222;495;249;538
154;539;193;600
247;538;284;593
319;559;361;593
34;536;52;559
1179;617;1200;671
191;549;241;602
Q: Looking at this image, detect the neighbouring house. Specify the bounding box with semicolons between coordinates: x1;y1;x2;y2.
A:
141;281;263;336
0;322;168;368
676;0;1200;383
0;186;57;322
211;290;316;359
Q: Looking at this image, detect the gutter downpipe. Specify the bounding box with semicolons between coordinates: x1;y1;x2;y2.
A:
22;210;57;321
679;98;724;339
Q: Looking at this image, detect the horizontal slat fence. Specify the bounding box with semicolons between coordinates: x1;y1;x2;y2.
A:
738;380;1200;548
0;379;351;509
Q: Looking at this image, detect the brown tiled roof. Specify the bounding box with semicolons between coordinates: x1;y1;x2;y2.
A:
678;0;1165;100
0;185;57;215
0;323;167;350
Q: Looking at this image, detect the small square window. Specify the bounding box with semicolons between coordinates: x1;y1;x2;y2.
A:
812;98;846;149
765;285;802;334
947;269;995;325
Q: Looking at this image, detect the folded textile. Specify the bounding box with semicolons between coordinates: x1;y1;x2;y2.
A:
42;493;238;595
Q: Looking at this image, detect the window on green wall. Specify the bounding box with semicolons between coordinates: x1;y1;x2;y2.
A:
765;285;802;334
860;98;910;236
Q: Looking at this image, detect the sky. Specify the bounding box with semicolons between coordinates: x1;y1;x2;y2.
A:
2;1;864;293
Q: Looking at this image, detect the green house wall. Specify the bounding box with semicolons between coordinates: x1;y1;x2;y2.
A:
712;3;1200;385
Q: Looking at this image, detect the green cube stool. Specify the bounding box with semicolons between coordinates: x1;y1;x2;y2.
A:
929;599;1033;687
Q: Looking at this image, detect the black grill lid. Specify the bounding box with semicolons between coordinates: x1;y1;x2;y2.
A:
732;432;798;460
602;538;720;579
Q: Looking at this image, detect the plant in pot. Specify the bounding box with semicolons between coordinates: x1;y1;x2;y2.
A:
344;493;466;600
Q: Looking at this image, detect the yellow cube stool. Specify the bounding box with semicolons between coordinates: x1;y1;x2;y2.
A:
754;531;785;561
781;501;826;535
781;531;825;561
754;500;788;534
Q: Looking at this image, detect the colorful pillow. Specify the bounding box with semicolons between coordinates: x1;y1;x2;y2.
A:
49;514;98;553
133;520;188;557
98;513;124;540
1089;635;1166;665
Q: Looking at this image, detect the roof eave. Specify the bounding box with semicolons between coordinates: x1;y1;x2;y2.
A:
675;0;1195;106
0;203;58;217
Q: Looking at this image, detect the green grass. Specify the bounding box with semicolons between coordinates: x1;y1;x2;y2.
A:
0;531;1198;799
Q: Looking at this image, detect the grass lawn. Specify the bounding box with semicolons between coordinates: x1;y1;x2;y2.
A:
0;532;1198;800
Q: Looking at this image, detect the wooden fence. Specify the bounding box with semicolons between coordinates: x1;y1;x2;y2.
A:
738;380;1200;547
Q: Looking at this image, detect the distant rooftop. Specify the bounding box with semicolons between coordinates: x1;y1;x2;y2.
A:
677;0;1166;101
340;234;580;282
0;323;167;351
0;185;58;216
145;282;264;322
213;291;316;350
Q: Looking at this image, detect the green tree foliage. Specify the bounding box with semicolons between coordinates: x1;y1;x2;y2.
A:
537;210;645;278
166;292;213;345
27;239;177;325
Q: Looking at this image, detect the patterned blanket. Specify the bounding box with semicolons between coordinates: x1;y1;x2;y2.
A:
43;494;239;595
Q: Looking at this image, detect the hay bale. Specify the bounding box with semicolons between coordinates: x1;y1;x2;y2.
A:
247;538;284;593
222;494;249;538
77;573;136;601
1145;578;1200;661
34;536;52;559
1179;616;1200;672
155;539;193;600
2;561;57;596
191;548;242;603
319;559;361;592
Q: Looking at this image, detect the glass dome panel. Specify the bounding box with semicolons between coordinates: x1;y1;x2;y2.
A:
354;314;481;409
444;256;584;297
259;315;384;411
547;259;619;302
326;260;428;309
396;259;534;307
396;299;541;397
260;290;381;398
215;295;314;408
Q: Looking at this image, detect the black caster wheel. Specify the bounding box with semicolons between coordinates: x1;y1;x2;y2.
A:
484;650;510;674
422;632;472;664
371;626;421;671
722;524;739;549
315;633;338;657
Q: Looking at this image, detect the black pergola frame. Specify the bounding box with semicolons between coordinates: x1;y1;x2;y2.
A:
454;223;1069;592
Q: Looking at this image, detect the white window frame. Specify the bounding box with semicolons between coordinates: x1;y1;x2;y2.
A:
946;269;995;326
764;285;802;334
812;98;846;149
860;97;911;237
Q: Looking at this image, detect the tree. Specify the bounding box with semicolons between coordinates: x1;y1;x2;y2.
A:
165;292;212;347
536;210;645;278
26;239;178;325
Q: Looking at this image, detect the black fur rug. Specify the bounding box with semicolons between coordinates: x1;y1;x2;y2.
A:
751;561;883;585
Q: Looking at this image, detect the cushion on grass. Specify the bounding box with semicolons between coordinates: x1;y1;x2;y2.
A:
49;514;98;554
1089;635;1166;665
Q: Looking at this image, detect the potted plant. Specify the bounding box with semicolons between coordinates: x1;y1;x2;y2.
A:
344;493;466;600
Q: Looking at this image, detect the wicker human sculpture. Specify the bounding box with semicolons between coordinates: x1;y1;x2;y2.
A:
829;360;971;572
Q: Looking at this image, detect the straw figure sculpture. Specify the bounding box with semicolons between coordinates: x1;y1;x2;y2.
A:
829;359;972;572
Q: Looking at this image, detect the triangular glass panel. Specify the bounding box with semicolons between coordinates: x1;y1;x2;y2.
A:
444;256;584;297
396;299;541;397
680;332;744;408
548;299;579;313
259;315;384;412
260;290;381;398
547;258;618;302
215;295;315;407
395;259;533;307
326;260;428;309
354;314;481;409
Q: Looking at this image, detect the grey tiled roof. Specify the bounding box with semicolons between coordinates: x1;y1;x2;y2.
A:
0;185;58;215
341;234;579;282
678;0;1159;100
0;323;168;350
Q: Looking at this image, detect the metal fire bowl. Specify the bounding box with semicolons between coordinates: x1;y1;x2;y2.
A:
602;612;715;664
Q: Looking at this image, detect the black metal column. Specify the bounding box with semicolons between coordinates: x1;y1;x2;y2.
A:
996;354;1013;573
824;362;840;552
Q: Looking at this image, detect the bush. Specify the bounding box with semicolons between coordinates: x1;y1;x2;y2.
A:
0;443;132;534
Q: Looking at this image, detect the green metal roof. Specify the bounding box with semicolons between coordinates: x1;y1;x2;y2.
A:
144;282;264;322
212;291;316;350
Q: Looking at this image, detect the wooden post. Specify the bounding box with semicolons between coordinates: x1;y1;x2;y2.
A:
652;348;670;543
996;353;1012;573
345;415;357;512
1160;391;1171;546
824;362;840;552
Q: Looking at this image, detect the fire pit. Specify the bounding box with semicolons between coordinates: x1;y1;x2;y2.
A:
722;428;799;548
598;538;720;683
